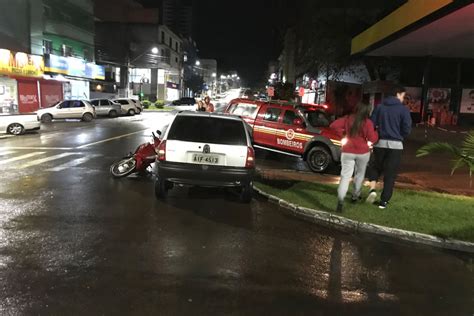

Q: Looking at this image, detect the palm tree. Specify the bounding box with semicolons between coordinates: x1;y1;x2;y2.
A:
416;131;474;187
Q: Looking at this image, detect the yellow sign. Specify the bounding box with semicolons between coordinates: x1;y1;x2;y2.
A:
351;0;453;55
0;48;44;77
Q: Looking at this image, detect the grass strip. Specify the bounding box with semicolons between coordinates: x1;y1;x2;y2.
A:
255;180;474;242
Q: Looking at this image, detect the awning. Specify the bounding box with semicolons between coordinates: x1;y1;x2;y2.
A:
351;0;474;58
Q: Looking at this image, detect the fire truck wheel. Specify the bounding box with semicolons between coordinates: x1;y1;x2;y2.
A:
306;146;332;173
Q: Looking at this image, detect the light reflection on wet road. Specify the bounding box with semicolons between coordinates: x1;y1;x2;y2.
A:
0;113;472;315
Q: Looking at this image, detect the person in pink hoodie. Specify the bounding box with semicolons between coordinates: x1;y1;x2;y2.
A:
330;102;378;212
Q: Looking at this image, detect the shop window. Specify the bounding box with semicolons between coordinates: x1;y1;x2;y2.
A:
84;48;92;62
62;44;73;57
43;5;52;18
43;40;53;54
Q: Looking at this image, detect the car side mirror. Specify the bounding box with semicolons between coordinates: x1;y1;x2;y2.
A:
293;118;304;127
156;130;162;136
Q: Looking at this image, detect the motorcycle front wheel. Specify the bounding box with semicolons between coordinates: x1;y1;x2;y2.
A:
110;157;137;178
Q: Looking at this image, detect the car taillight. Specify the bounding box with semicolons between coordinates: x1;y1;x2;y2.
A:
156;140;166;161
245;146;255;169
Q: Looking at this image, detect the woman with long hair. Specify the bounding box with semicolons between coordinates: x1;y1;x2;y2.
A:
330;102;378;212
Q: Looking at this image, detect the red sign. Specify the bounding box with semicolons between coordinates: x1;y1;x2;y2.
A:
40;81;63;107
18;80;40;113
267;86;274;97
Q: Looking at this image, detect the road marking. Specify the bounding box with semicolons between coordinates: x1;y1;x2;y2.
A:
76;129;148;149
0;146;73;150
0;152;46;165
19;153;79;169
0;150;16;156
46;154;100;172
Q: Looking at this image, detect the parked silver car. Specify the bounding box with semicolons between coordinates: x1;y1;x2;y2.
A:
90;99;122;118
36;100;96;123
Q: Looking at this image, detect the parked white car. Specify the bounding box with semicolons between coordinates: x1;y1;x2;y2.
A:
130;99;143;113
0;114;40;135
36;100;96;123
113;99;140;115
90;99;122;117
154;111;255;202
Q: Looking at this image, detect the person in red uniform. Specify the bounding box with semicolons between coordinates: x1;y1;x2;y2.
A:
330;102;378;212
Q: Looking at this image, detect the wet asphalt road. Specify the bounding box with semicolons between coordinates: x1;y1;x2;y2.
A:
0;112;473;315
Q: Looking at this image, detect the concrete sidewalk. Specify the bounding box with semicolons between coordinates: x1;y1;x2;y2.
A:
258;126;474;196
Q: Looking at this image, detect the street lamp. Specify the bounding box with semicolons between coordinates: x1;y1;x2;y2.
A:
151;47;159;54
212;72;216;78
195;60;200;66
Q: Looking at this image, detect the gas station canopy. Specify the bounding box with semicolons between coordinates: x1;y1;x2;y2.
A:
351;0;474;58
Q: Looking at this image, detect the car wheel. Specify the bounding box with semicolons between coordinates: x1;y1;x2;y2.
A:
154;176;168;199
306;146;332;173
128;109;136;116
7;123;25;135
41;114;53;123
82;113;93;122
109;110;118;118
240;181;253;203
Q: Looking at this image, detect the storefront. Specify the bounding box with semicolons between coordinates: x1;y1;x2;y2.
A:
44;54;105;101
0;48;45;113
351;1;474;126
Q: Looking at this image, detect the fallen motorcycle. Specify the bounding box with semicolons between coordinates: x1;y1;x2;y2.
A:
110;131;161;178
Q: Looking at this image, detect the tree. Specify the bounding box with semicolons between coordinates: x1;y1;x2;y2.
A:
416;131;474;187
184;74;204;95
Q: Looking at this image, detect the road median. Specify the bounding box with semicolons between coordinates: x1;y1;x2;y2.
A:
254;179;474;253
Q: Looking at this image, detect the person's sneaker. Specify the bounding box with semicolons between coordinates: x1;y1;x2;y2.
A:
336;201;343;212
366;190;377;204
378;201;388;209
351;196;362;204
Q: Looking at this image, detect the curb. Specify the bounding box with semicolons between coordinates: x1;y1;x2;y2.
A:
253;186;474;254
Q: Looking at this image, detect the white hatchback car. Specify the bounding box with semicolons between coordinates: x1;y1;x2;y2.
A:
113;99;140;115
0;114;40;135
36;100;96;123
154;112;255;202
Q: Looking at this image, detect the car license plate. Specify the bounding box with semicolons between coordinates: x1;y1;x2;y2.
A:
192;154;219;164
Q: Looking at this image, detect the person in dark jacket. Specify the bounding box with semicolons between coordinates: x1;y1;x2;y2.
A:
366;84;412;209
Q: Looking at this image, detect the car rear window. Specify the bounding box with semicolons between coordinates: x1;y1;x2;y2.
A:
167;116;247;145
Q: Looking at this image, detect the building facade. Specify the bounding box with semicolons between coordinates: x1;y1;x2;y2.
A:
0;0;104;113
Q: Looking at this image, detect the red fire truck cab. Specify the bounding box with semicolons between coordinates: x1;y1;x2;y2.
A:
224;98;342;172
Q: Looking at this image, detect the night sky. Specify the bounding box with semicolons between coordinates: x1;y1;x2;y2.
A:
140;0;284;87
139;0;405;87
194;0;282;87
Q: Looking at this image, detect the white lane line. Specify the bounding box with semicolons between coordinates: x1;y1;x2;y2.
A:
19;153;79;169
0;146;73;150
0;151;16;156
76;129;148;149
0;152;46;165
46;154;100;172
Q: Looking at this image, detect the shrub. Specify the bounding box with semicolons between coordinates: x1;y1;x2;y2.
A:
142;100;151;109
154;100;165;109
